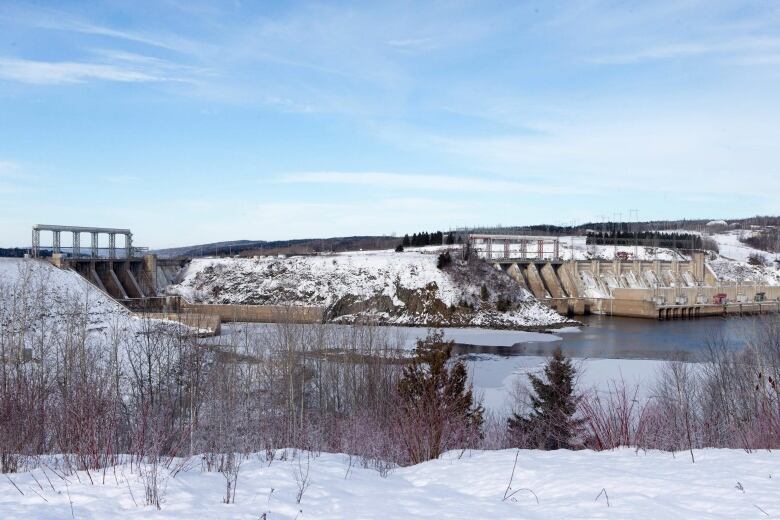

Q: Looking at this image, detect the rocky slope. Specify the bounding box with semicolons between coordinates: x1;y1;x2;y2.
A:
708;257;780;285
168;249;570;329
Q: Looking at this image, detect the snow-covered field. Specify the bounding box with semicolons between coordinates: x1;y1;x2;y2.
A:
2;448;778;519
168;250;569;329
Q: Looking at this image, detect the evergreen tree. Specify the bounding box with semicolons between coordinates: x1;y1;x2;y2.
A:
446;232;455;245
507;347;581;449
397;330;484;464
437;251;452;269
402;234;411;247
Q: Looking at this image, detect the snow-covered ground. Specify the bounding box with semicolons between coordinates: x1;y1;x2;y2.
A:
168;250;569;329
0;257;131;330
557;236;686;261
0;258;195;339
171;250;466;307
704;230;780;285
2;448;778;519
708;257;780;285
708;229;772;263
661;229;780;286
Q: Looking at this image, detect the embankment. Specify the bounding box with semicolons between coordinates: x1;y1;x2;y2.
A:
166;249;571;329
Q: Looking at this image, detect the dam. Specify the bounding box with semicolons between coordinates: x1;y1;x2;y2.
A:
470;234;780;320
30;224;184;307
23;226;780;324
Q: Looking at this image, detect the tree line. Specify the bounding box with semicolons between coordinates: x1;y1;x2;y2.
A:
400;231;457;248
741;229;780;254
586;231;707;250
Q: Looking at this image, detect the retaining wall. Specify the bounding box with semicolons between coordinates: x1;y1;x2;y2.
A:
181;302;324;324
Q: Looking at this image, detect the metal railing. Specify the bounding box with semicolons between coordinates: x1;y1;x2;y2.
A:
35;246;148;259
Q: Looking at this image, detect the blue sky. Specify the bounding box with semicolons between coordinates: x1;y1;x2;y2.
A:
1;1;779;248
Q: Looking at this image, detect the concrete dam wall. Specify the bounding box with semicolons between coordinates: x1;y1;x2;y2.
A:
494;252;780;319
53;249;780;323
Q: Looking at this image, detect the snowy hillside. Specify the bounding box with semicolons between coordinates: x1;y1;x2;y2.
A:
661;229;780;285
2;448;778;519
0;258;193;339
168;249;570;329
708;229;773;263
0;258;130;330
705;231;780;284
708;258;780;285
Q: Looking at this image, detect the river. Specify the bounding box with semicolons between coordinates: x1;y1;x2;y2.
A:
212;315;776;413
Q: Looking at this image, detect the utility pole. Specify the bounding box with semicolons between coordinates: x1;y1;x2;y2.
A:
630;209;639;258
570;219;576;260
613;212;621;257
597;214;607;247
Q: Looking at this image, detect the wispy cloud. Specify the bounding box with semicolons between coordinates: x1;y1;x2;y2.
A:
4;5;204;55
40;18;180;51
591;36;780;64
0;56;195;85
278;171;580;195
386;37;436;52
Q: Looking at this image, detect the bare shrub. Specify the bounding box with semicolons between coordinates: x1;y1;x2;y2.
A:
293;454;311;504
580;379;650;450
701;236;720;253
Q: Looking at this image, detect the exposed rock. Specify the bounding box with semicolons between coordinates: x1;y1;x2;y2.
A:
169;249;571;329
